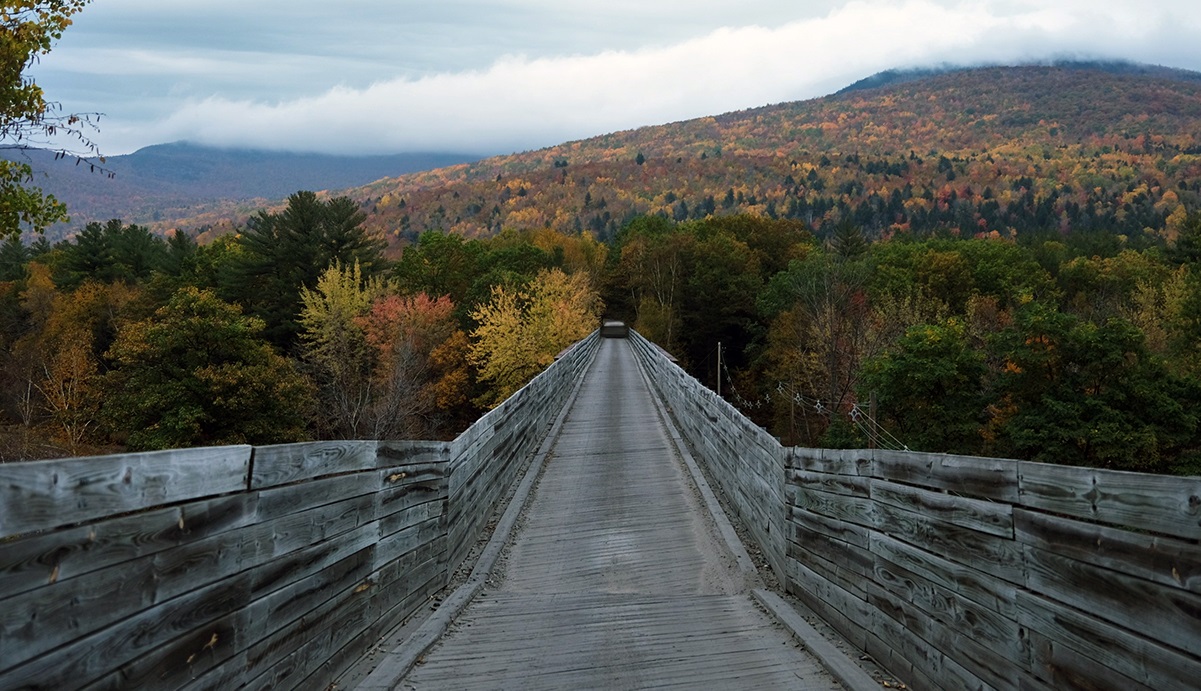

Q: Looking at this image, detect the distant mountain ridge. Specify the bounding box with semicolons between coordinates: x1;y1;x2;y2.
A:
22;61;1201;246
4;144;479;239
314;62;1201;249
835;60;1201;94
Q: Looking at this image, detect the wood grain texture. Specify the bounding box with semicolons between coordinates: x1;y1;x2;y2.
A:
0;445;251;539
1017;589;1201;690
403;338;840;690
1015;508;1201;593
1023;544;1201;658
1018;461;1201;540
872;449;1019;502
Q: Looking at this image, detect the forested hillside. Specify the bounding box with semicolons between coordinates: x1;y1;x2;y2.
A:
4;64;1201;475
333;65;1201;251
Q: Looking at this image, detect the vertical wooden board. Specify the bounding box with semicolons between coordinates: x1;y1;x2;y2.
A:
0;493;256;600
1018;461;1201;540
1017;589;1201;691
871;532;1018;618
873;449;1020;502
873;553;1020;651
871;479;1015;539
1023;544;1201;658
250;441;378;489
874;500;1024;585
0;445;251;540
0;552;158;671
1015;508;1201;593
1025;628;1151;691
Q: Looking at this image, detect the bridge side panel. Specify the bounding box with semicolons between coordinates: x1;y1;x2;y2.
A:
445;332;599;577
0;440;451;691
785;447;1201;691
625;330;786;581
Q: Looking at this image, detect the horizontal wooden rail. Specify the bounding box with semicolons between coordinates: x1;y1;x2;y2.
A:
0;332;600;690
627;328;1201;691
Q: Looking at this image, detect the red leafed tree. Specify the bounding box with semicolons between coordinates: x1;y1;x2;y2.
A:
358;293;470;439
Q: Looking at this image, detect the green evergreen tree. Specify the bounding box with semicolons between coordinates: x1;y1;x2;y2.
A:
224;191;387;348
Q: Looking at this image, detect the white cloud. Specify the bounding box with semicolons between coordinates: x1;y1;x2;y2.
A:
64;0;1201;155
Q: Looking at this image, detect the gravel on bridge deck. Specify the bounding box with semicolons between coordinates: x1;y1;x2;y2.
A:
399;339;842;690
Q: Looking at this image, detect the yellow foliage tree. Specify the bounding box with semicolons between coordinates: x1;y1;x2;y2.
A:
470;268;601;407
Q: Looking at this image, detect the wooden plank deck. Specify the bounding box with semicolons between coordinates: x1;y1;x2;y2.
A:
400;339;840;689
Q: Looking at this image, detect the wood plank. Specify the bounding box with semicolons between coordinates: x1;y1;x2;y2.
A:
871;478;1014;538
789;469;870;497
1018;461;1201;540
788;447;872;476
250;440;377;489
375;440;449;467
786;557;873;650
243;546;374;648
81;609;249;691
1017;589;1201;691
873;449;1019;502
788;504;871;549
0;570;251;689
248;522;377;601
0;445;251;539
1025;628;1150;691
0;552;158;671
868;591;994;691
1023;544;1201;658
255;471;378;523
874;500;1024;585
0;493;255;600
1015;508;1201;593
870;532;1018;617
873;553;1019;651
786;538;869;599
788;521;873;579
787;485;875;529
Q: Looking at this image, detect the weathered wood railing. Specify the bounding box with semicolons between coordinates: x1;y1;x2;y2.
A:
0;332;598;690
628;329;1201;691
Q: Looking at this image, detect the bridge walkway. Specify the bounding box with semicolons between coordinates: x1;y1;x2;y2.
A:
397;338;841;689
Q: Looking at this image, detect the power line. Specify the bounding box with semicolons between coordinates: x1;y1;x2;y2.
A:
716;361;908;451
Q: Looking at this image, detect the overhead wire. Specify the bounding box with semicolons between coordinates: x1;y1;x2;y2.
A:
716;358;908;451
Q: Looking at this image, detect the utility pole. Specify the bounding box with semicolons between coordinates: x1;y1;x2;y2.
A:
716;342;722;397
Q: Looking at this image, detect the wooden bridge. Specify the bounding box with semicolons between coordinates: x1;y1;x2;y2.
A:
1;330;1198;690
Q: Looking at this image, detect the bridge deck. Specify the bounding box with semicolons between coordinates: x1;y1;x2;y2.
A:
399;339;840;689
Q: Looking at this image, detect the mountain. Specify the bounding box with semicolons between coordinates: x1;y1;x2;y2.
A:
4;144;479;240
320;63;1201;250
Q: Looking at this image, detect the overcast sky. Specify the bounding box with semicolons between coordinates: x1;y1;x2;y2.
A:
31;0;1201;157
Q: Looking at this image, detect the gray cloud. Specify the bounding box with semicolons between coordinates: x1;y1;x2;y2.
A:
32;0;1201;156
